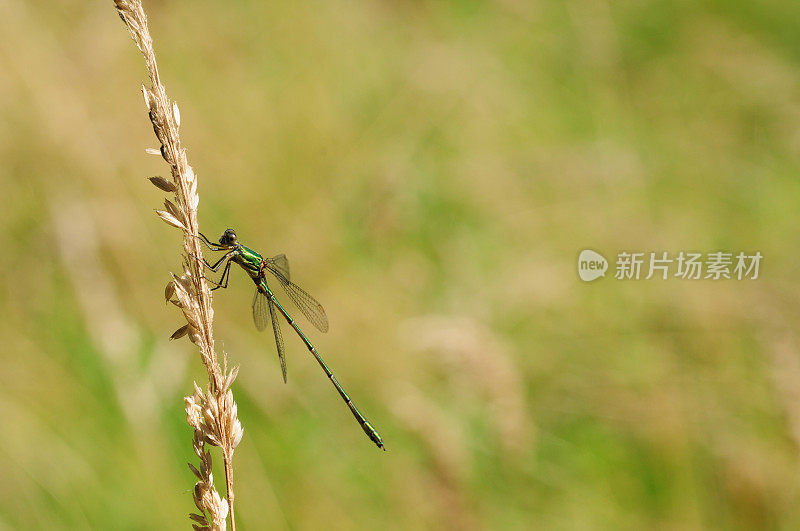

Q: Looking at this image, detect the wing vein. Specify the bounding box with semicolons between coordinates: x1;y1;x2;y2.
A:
264;263;329;333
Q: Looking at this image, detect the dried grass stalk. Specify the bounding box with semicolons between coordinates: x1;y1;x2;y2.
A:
113;1;243;529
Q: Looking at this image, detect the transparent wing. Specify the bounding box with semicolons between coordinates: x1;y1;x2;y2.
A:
268;298;287;383
264;254;290;280
264;262;329;333
253;289;287;382
252;289;270;331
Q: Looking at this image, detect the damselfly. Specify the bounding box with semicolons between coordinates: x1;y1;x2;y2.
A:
196;229;384;450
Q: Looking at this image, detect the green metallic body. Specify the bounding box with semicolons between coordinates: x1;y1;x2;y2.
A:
231;245;264;279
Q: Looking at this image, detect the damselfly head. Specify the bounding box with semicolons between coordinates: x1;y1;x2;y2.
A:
219;228;238;247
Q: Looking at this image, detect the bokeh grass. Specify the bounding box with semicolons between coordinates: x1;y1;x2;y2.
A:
2;0;800;528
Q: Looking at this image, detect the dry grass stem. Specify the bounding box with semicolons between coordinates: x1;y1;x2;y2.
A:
113;1;243;529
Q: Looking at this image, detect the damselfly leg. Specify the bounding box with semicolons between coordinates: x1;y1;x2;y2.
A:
204;260;232;291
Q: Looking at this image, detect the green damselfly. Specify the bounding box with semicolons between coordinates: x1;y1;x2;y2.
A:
196;229;385;450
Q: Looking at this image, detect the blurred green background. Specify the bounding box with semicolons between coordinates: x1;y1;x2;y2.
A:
2;0;800;528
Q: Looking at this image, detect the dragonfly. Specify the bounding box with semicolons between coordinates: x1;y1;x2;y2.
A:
195;228;385;450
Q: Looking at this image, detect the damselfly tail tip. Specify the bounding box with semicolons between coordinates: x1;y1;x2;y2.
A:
373;436;386;451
